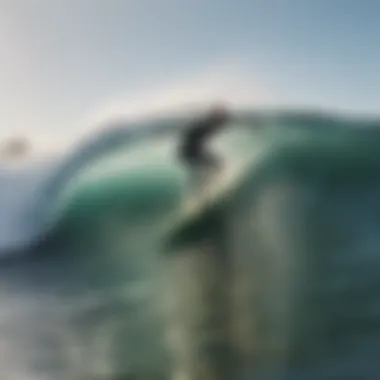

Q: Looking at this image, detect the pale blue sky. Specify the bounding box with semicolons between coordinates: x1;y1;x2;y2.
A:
1;0;379;136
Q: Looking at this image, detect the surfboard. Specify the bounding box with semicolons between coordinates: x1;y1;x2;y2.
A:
165;148;264;249
181;133;268;220
181;159;249;218
163;130;268;248
173;139;269;231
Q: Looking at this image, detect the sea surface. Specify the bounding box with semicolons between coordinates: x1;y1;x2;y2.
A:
0;110;380;379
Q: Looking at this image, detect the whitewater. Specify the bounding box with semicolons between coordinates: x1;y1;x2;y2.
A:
1;110;380;379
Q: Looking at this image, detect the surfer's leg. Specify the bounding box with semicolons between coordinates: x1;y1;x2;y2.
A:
179;154;203;194
187;162;210;196
179;149;217;196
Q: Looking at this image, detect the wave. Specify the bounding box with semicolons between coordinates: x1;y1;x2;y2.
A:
1;110;380;378
166;126;380;378
0;117;188;253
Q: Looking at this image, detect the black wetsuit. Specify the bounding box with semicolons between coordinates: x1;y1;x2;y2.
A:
179;118;220;167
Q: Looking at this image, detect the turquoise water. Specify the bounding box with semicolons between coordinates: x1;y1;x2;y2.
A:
1;113;380;379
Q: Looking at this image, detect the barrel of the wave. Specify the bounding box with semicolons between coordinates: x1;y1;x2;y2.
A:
163;198;237;380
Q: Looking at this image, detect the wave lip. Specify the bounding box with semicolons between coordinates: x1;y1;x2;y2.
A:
0;120;174;253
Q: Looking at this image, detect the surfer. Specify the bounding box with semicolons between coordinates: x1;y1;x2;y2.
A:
179;105;231;170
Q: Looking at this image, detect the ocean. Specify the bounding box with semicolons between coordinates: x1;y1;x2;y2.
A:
0;110;379;379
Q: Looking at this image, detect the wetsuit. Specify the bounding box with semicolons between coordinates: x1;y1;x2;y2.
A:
179;119;220;167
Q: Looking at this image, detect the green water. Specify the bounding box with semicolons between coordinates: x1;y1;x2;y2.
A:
2;117;380;379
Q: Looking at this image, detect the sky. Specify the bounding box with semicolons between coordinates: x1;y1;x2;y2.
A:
1;0;380;140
